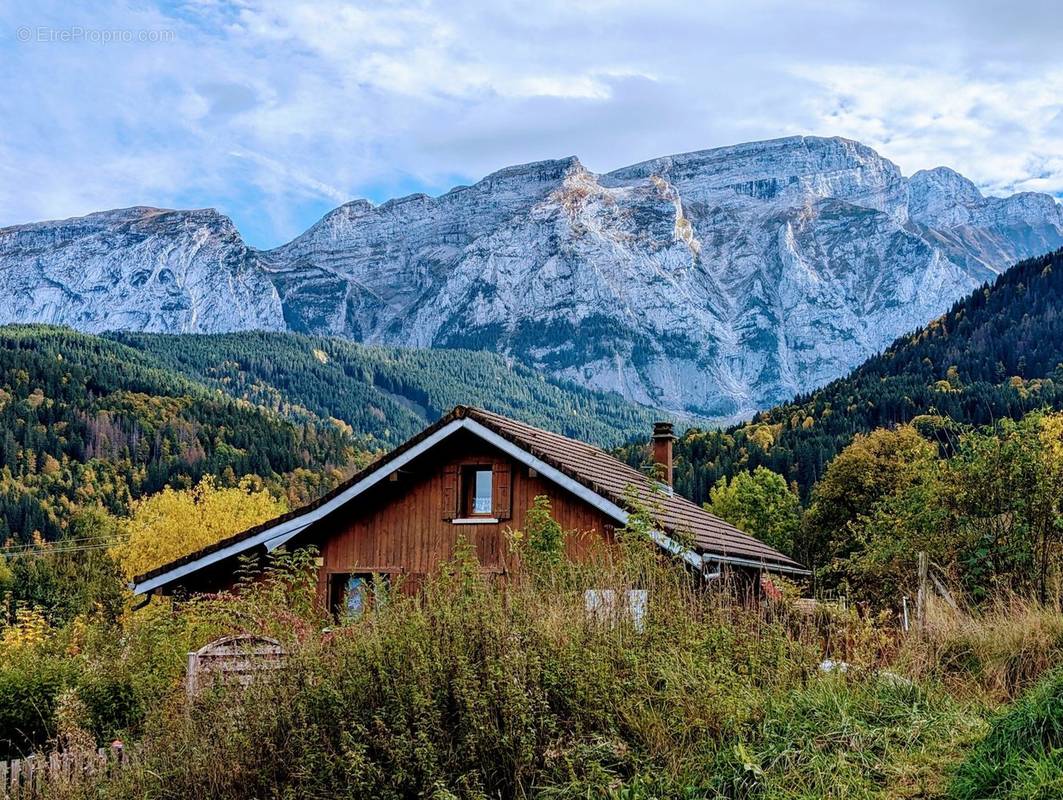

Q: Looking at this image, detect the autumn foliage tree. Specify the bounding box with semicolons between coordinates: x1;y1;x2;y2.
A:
826;411;1063;605
705;466;801;556
801;425;936;574
114;476;287;579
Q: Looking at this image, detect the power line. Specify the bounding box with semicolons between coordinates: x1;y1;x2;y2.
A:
0;534;113;548
0;534;117;552
0;537;123;557
0;544;117;558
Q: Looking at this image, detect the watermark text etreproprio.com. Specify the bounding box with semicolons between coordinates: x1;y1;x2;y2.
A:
16;26;176;44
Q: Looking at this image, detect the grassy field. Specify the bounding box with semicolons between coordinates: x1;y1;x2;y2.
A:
6;538;1061;800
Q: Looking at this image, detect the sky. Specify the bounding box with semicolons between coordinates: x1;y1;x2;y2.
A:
1;0;1061;249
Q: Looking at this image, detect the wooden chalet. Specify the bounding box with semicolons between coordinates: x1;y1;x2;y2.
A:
131;406;806;612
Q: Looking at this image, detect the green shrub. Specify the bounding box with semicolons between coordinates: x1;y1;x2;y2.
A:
77;671;141;743
0;651;74;756
90;546;825;799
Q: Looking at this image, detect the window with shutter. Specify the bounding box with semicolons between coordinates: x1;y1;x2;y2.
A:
463;466;494;516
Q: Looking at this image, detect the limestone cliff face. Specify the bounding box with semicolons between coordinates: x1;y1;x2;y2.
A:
266;136;1061;416
3;136;1061;418
0;206;284;334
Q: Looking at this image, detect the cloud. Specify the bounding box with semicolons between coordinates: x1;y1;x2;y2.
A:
796;63;1063;196
229;148;350;204
0;0;1060;247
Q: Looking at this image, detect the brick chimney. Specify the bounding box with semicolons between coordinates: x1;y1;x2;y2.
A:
651;421;676;487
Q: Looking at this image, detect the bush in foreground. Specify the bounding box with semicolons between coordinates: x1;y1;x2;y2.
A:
8;522;1063;799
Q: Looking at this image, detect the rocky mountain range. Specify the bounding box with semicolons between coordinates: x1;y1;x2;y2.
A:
2;136;1061;418
0;206;285;334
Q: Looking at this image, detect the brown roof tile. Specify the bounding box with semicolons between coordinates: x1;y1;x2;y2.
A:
463;407;803;570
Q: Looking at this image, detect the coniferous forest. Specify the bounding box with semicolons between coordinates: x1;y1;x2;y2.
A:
109;330;662;448
0;324;660;549
0;326;361;545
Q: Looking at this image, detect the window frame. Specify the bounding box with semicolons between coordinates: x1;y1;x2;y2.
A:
327;571;389;619
461;464;495;518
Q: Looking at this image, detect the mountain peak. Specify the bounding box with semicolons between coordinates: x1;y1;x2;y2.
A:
0;206;240;238
909;166;984;226
908;166;1063;230
480;155;584;181
608;135;889;178
0;203;282;336
606;135;905;218
2;136;1061;417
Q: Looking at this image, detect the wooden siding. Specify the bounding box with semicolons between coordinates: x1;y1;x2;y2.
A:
308;430;614;598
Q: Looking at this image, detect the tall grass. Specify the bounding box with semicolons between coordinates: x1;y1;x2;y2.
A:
41;539;1051;799
118;546;820;798
900;595;1063;702
949;667;1063;800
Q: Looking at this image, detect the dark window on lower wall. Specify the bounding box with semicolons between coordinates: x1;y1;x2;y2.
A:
328;572;389;619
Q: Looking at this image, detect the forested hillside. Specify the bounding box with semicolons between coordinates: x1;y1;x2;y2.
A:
648;247;1063;504
108;331;661;446
0;326;361;544
0;324;666;545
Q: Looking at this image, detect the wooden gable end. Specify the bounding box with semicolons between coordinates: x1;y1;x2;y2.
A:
310;431;614;596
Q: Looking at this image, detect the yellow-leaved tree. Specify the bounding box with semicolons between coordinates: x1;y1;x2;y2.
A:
115;476;287;579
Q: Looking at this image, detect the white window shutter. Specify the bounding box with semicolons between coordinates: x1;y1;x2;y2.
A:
584;589;648;632
584;589;616;622
626;590;648;632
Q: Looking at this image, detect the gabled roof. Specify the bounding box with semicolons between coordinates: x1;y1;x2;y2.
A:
132;406;806;594
466;407;803;570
